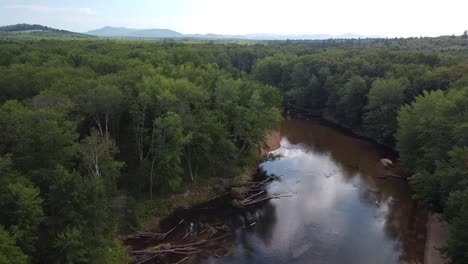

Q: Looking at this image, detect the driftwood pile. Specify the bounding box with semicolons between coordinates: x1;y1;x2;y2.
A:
206;175;292;208
124;220;231;264
124;174;292;263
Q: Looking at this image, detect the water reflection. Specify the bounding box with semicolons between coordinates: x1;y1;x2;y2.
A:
200;119;426;264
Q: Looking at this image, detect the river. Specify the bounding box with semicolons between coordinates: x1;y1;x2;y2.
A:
198;119;427;264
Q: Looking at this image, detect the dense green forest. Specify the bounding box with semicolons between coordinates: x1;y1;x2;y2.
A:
0;38;282;263
0;34;467;263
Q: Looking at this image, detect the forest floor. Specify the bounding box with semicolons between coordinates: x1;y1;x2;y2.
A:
425;214;449;264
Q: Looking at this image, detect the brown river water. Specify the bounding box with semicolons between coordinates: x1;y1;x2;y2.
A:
197;118;427;264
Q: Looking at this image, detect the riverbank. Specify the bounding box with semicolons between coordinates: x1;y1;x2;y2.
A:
135;130;283;232
287;110;398;156
318;113;449;263
425;214;449;264
318;114;449;264
284;113;449;263
130;118;441;264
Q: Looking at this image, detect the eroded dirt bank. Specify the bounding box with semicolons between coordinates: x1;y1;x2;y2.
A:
425;214;449;264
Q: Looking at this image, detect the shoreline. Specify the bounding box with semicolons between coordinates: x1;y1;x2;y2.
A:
133;117;447;264
287;110;398;156
138;129;282;232
286;114;448;264
425;214;449;264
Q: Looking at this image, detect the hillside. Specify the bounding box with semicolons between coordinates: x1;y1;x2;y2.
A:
87;26;184;38
0;24;93;38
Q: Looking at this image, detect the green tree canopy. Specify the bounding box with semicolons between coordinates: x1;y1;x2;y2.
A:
364;78;408;143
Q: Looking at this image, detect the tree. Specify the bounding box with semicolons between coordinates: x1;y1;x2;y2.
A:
0;100;78;174
397;87;468;174
336;76;369;127
252;55;286;87
445;189;468;264
0;64;38;102
0;155;43;256
395;87;468;264
79;130;124;193
0;226;28;264
79;83;124;140
129;94;149;166
0;182;43;254
363;78;408;144
150;112;185;195
28;89;74;113
45;166;123;264
396;90;452;173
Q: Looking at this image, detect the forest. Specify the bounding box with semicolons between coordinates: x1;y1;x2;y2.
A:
0;34;467;263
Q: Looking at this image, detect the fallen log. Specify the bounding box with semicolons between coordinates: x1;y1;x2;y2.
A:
123;219;184;241
130;233;231;262
243;193;294;206
125;172;283;263
173;256;189;264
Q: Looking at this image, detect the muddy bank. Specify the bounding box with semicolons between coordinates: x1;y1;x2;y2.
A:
261;130;281;156
124;171;286;263
425;214;449;264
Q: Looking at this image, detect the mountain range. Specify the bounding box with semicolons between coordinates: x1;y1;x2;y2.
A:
86;26;384;40
0;24;384;40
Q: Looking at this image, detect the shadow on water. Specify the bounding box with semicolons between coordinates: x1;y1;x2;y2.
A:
197;119;426;264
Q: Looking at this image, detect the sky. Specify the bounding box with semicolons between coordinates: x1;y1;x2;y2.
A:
0;0;467;37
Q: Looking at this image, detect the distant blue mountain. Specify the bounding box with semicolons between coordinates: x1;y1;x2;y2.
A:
87;26;384;40
86;26;183;38
243;33;384;40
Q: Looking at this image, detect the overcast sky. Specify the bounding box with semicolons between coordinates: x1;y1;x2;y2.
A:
0;0;467;37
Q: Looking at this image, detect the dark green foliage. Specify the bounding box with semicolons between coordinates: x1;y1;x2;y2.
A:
0;155;43;256
0;226;28;264
250;47;466;141
0;101;78;173
45;167;123;264
152;112;185;191
445;189;468;263
0;182;43;254
0;37;282;263
364;78;408;143
397;88;468;174
336;76;369;127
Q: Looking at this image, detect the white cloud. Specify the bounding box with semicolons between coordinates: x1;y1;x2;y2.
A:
5;4;94;16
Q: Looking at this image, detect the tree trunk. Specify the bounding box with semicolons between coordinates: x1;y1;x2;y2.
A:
105;111;109;140
185;147;194;182
149;152;157;200
94;115;104;139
